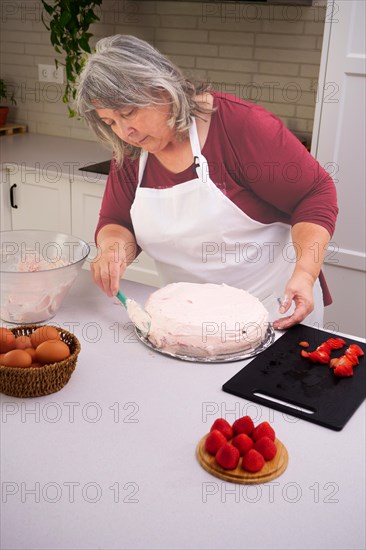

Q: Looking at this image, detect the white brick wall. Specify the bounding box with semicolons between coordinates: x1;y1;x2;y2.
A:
0;0;326;145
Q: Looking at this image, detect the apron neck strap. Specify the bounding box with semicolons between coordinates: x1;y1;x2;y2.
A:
189;117;202;157
137;150;148;188
189;118;205;181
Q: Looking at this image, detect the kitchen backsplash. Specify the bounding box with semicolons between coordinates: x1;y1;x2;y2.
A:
0;0;326;144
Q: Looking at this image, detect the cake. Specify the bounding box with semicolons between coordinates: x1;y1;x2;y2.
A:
144;282;269;357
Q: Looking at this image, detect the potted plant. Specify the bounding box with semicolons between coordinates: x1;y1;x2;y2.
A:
41;0;102;117
0;79;16;126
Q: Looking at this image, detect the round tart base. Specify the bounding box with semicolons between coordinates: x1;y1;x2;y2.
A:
196;434;288;484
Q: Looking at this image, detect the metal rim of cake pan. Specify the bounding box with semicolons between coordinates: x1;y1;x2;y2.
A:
135;324;275;363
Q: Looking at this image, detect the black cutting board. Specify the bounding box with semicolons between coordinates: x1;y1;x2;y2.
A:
222;325;366;431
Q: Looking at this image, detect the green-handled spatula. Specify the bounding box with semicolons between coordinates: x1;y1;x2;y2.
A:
116;290;151;337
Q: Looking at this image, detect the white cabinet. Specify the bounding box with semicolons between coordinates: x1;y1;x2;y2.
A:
7;166;71;234
71;176;104;249
71;177;161;287
1;168;12;231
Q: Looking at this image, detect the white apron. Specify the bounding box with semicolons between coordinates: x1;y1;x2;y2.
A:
130;119;323;327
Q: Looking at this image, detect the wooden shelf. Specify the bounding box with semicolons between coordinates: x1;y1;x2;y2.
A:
0;123;28;136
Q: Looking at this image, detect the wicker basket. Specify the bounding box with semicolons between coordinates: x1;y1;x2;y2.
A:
0;325;81;398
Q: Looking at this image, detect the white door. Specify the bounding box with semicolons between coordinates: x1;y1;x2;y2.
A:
312;0;366;337
9;167;71;234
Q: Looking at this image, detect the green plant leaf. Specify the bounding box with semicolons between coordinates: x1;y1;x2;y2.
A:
41;1;54;15
79;36;91;53
84;11;98;25
60;11;72;27
68;106;77;118
66;62;75;82
40;0;99;116
50;30;61;47
0;79;17;105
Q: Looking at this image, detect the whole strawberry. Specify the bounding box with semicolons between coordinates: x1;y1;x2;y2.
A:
232;415;254;436
215;443;240;470
205;430;227;455
242;449;265;473
254;436;277;461
232;433;254;456
210;418;233;440
252;421;275;442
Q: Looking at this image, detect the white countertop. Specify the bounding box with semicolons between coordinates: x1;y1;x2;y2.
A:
1;270;365;550
0;133;111;182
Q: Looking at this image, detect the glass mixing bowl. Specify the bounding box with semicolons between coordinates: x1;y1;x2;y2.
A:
0;230;90;324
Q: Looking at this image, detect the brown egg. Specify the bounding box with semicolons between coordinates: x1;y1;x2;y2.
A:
14;335;32;350
0;328;16;353
30;326;60;348
24;347;37;361
0;353;6;365
35;340;70;365
2;349;32;368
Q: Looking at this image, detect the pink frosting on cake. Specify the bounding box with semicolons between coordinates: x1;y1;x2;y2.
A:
145;282;269;357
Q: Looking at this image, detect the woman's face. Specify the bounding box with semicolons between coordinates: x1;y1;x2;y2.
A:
96;103;175;154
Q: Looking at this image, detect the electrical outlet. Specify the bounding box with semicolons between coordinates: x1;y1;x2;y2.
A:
38;64;64;84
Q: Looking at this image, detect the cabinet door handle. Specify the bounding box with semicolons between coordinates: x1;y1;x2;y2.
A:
10;184;18;209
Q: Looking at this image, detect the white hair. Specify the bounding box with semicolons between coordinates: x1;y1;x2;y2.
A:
76;34;213;165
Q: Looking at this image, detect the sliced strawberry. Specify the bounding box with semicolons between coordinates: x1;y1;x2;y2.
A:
330;355;354;371
299;341;310;348
300;349;330;363
306;350;330;364
334;363;353;377
345;349;359;366
329;357;340;369
348;344;364;357
326;338;346;350
340;355;353;364
337;356;353;367
316;342;332;355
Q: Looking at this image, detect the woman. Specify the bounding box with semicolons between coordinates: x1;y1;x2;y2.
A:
77;35;338;330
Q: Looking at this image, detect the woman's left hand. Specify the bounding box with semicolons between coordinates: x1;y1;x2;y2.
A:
272;271;315;330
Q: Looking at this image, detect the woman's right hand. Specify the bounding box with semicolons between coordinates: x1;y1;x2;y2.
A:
91;240;127;297
90;225;138;298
